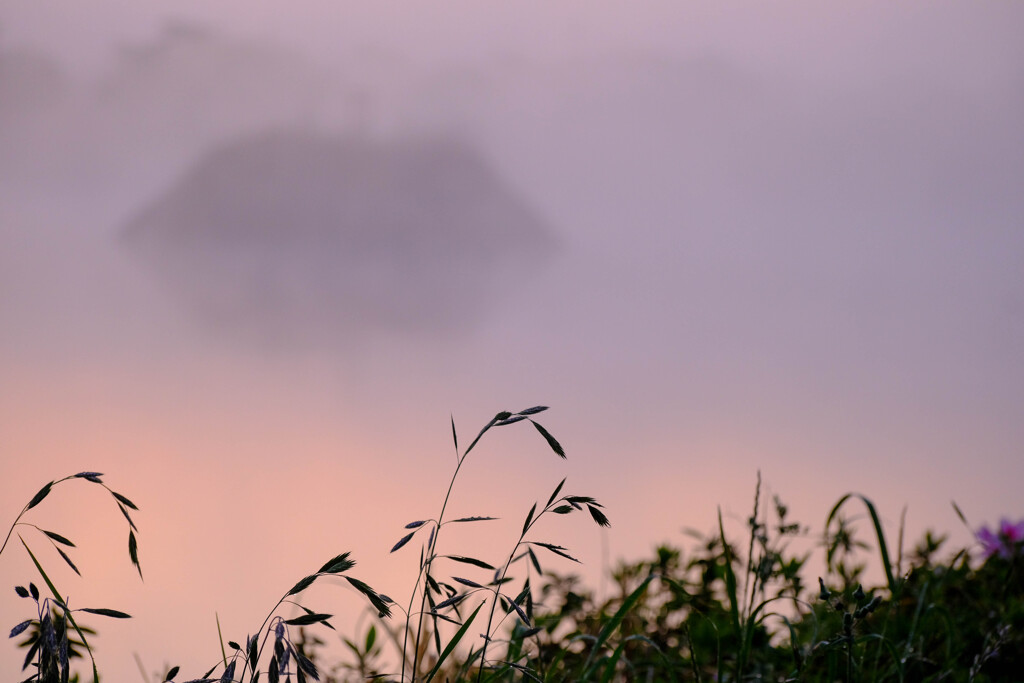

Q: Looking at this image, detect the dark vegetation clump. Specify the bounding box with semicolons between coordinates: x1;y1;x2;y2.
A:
4;407;1022;682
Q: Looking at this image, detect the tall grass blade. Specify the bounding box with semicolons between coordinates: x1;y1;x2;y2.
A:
424;603;482;682
546;478;566;508
826;493;897;593
717;507;741;639
20;538;100;683
580;574;655;679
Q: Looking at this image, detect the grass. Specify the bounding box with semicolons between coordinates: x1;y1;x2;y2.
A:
4;407;1023;682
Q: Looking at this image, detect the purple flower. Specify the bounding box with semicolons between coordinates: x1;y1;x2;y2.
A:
976;517;1024;559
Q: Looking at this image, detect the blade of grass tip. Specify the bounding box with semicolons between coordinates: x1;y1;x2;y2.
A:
546;478;566;508
599;641;627;683
898;505;907;578
951;500;970;528
523;503;537;536
826;494;897;593
740;595;793;674
20;537;101;683
133;652;150;683
717;508;741;638
580;574;655;679
216;612;228;668
425;602;482;682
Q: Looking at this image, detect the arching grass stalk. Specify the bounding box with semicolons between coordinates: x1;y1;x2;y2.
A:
1;472;142;578
389;406;582;682
474;479;611;682
3;472;142;683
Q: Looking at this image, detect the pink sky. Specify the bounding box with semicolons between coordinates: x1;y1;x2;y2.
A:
2;2;1023;681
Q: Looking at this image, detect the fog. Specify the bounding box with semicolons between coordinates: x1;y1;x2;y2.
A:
2;3;1023;681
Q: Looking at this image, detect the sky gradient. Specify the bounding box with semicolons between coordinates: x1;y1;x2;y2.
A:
2;3;1023;681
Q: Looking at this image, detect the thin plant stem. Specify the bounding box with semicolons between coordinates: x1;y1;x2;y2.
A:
402;414;502;681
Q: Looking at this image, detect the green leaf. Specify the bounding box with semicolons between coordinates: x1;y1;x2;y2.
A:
581;574;655;679
287;575;317;596
530;421;565;458
444;555;496;570
718;507;741;640
111;491;139;510
79;608;132;619
952;500;969;526
825;493;898;593
215;612;227;668
424;603;482;683
43;531;75;547
364;625;376;652
510;662;544;683
21;543;102;683
27;482;53;510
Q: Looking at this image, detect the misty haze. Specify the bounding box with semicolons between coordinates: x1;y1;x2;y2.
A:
2;3;1023;682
